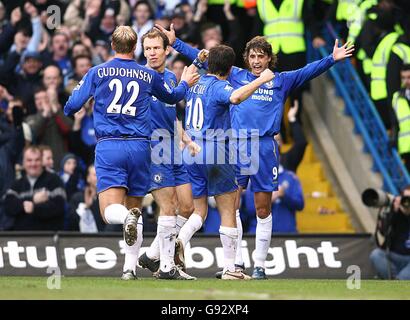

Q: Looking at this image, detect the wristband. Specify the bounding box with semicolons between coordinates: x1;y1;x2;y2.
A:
193;57;204;69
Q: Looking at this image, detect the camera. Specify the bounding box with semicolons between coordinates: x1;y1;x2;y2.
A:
362;188;410;210
400;195;410;210
362;188;394;208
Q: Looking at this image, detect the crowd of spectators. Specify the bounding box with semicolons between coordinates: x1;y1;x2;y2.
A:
0;0;409;233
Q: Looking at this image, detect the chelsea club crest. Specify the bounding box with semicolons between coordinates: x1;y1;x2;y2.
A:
265;80;274;89
154;174;162;183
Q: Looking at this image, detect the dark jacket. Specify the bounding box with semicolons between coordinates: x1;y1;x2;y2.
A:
380;208;410;255
26;109;73;171
0;22;17;55
3;170;66;231
0;115;25;197
0;115;25;230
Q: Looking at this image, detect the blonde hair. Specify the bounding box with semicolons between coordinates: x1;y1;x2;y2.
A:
111;26;138;54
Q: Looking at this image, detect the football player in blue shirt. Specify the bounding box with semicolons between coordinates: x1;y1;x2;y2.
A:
64;26;199;280
182;44;274;279
156;24;354;279
136;28;200;280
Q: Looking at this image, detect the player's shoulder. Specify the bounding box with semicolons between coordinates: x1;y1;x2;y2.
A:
206;76;230;89
230;66;246;76
220;80;234;91
131;63;156;79
210;78;233;99
271;71;284;87
163;68;176;78
139;63;155;73
227;66;246;81
104;58;149;71
83;64;99;76
163;68;178;86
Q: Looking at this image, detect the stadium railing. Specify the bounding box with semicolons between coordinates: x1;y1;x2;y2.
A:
306;23;410;195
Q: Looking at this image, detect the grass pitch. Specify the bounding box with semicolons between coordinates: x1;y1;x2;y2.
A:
0;277;409;300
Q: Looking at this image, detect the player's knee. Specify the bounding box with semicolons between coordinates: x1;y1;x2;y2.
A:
159;201;177;216
178;203;195;217
256;207;270;219
161;206;177;216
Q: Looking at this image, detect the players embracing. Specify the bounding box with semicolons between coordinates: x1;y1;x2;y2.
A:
65;23;354;281
156;24;354;280
138;28;274;280
64;26;199;280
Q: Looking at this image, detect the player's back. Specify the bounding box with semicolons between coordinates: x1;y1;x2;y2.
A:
92;57;156;139
185;74;233;141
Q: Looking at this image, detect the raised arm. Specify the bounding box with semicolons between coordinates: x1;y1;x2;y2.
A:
64;68;96;116
230;69;274;104
282;39;354;94
24;2;42;52
155;23;206;67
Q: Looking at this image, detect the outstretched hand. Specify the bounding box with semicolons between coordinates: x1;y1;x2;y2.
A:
332;39;355;62
155;23;176;45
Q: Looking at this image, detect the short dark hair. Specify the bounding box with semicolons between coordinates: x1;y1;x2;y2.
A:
33;85;47;96
44;64;62;77
38;144;52;154
17;26;33;37
243;36;277;71
208;45;236;77
401;64;410;72
133;0;154;18
141;28;170;49
52;31;69;42
23;145;42;157
200;22;221;37
71;42;92;56
72;54;92;69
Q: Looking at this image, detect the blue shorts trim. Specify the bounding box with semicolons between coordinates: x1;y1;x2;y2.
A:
149;163;191;191
97;185;129;194
234;137;279;192
183;147;237;198
95;139;151;196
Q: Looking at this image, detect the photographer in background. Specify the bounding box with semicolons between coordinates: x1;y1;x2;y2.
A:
369;185;410;280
